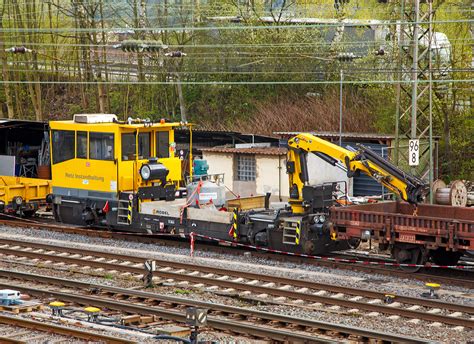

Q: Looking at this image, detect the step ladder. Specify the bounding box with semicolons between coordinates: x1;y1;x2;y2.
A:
282;220;300;245
117;199;132;225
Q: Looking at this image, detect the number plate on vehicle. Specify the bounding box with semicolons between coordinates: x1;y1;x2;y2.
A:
399;233;416;243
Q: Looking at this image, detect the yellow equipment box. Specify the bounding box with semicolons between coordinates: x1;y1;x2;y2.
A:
226;195;266;211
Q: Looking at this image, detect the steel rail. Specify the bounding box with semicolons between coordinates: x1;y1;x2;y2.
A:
0;237;471;314
0;282;333;343
0;244;473;328
0;218;472;288
0;338;24;344
0;313;135;343
0;269;430;344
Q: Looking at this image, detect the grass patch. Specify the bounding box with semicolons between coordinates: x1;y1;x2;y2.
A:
174;289;191;295
103;273;114;280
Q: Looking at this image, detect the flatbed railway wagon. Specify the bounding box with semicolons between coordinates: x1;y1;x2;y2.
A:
0;176;51;216
330;201;474;268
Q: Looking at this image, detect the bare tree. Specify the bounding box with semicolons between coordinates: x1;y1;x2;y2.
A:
0;3;15;118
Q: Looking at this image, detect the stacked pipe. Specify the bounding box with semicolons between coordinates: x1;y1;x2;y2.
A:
432;179;469;207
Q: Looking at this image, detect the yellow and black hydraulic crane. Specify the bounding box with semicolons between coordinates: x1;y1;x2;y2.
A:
286;133;428;214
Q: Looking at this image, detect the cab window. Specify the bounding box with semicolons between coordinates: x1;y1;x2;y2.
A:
156;131;169;158
76;131;87;159
89;132;114;161
138;133;150;159
52;130;75;164
121;133;135;160
121;132;151;160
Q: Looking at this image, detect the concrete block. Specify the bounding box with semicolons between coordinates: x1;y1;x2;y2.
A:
330;293;345;299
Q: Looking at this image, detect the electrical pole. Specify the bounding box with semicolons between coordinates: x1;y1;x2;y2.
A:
166;51;188;123
336;52;357;146
339;69;343;146
394;0;435;202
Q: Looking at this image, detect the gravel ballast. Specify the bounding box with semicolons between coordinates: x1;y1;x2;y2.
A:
0;224;472;342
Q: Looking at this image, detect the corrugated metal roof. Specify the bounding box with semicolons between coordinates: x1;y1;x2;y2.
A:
0;118;47;130
201;146;287;156
274;131;395;140
176;127;278;139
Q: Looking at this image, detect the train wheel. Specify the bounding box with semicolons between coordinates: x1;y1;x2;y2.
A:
21;210;35;218
393;246;426;273
348;238;361;249
430;248;462;266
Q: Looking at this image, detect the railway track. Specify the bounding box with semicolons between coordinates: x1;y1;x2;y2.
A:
0;269;430;343
0;313;134;343
1;217;473;288
0;237;472;330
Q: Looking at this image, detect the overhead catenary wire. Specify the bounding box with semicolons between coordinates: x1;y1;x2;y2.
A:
1;3;471;91
1;78;471;85
2;1;473;20
2;35;473;49
4;65;472;73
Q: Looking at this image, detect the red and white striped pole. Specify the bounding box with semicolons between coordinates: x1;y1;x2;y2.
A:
190;232;195;257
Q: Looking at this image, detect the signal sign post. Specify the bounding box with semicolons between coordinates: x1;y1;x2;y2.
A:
186;307;208;344
143;260;156;288
409;139;419;166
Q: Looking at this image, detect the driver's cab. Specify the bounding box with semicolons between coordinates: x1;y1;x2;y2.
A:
50;114;185;202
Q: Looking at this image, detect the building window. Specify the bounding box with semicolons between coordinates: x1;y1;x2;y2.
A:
90;132;114;161
52;130;75;164
76;131;87;159
236;154;256;181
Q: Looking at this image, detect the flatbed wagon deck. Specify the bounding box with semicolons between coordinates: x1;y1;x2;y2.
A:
330;201;474;267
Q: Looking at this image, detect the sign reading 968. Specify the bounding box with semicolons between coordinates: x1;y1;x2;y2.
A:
409;139;419;166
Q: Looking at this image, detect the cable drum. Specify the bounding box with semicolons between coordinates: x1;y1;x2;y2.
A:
431;179;446;196
435;180;468;207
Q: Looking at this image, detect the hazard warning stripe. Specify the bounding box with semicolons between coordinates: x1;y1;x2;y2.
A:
295;221;301;245
127;200;133;225
188;232;474;270
232;209;238;239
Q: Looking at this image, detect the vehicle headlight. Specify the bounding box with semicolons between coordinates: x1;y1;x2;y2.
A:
318;215;326;223
140;164;152;181
140;162;169;182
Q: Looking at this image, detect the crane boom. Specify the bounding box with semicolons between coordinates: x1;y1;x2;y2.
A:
287;133;428;213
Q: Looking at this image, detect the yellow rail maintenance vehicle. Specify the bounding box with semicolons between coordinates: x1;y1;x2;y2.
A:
49;114;188;227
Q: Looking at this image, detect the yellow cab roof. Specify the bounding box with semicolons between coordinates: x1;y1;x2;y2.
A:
49;119;187;130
